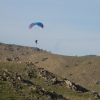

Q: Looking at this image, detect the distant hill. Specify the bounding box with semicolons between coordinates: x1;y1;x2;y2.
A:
0;42;100;100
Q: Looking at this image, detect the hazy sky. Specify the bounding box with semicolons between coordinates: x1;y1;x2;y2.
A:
0;0;100;56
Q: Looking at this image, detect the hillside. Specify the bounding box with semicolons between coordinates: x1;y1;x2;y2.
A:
0;42;100;100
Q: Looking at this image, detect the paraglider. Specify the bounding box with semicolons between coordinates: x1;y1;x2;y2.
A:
29;22;44;44
35;40;38;44
29;22;44;29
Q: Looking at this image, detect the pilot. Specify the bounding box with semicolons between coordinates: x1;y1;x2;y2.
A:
35;40;38;44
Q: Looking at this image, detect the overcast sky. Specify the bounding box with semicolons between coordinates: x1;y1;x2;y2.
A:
0;0;100;56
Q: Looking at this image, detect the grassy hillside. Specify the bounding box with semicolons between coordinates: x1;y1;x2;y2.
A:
0;42;100;100
0;62;98;100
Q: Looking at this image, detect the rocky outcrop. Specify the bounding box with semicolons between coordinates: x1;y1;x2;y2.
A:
30;85;68;100
63;78;89;92
37;68;100;99
0;69;68;100
38;68;57;84
0;70;22;91
37;68;89;92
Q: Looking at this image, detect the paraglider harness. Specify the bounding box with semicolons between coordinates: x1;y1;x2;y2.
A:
35;40;38;44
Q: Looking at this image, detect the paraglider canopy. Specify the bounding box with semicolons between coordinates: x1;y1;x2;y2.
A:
29;22;44;29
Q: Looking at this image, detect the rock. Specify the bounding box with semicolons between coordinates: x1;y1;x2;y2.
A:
6;58;12;61
63;78;89;92
41;57;48;61
25;62;34;66
12;56;19;61
91;91;100;99
96;81;100;85
38;68;57;84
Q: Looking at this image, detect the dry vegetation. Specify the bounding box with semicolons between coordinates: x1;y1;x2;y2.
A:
0;42;100;100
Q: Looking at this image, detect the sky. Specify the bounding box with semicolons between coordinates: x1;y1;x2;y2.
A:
0;0;100;56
